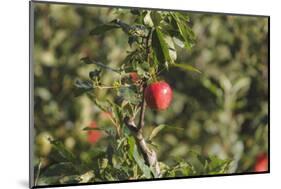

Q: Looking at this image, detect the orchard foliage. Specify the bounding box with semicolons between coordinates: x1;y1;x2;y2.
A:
33;2;268;187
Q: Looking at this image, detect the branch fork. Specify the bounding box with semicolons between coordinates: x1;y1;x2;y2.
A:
124;83;161;178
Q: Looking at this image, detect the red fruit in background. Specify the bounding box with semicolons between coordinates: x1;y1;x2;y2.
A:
129;72;139;83
144;81;173;110
87;121;101;144
254;153;268;172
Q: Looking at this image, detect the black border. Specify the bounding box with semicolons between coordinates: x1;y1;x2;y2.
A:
29;0;270;188
29;1;34;188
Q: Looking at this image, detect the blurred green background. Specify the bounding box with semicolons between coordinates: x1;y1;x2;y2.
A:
33;2;268;177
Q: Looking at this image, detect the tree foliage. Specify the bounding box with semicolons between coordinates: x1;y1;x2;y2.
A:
33;2;268;187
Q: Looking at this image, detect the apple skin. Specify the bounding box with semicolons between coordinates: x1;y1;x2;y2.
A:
144;81;173;110
254;153;268;172
87;121;101;144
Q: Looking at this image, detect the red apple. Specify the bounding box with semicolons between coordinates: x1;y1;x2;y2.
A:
254;153;268;172
87;121;101;144
144;81;173;110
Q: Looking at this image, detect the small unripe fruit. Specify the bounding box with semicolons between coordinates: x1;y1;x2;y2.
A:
254;153;268;172
144;81;173;110
129;72;139;83
36;132;52;156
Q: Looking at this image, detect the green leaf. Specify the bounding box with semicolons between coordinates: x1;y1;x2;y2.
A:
107;100;123;124
74;79;93;90
174;12;190;22
113;19;147;37
37;176;61;185
42;162;78;177
82;126;110;135
128;36;138;47
152;28;171;66
74;79;93;97
150;11;162;26
171;160;194;176
90;23;120;35
106;143;114;165
79;171;95;183
133;147;152;178
89;69;101;80
164;35;177;62
171;63;201;74
59;175;81;184
172;36;185;48
148;124;183;141
176;23;191;49
131;9;141;15
127;136;152;178
49;139;77;163
201;77;223;98
149;124;166;141
87;148;107;159
94;99;109;112
207;156;232;174
86;94;109;112
144;11;154;27
127;136;135;160
80;57;120;73
171;13;195;49
118;86;140;105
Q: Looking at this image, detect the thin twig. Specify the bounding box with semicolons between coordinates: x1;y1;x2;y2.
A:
146;29;152;62
34;158;42;186
95;84;133;89
138;83;146;131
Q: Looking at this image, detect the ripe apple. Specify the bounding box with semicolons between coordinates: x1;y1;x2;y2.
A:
254;153;268;172
144;81;173;110
87;121;101;144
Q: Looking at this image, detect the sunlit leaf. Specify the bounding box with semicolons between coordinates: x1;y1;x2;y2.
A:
171;13;195;49
90;23;120;35
171;63;201;74
127;136;135;160
152;28;172;66
149;124;166;141
74;79;93;97
79;171;95;183
144;11;154;27
164;35;177;62
172;36;185;48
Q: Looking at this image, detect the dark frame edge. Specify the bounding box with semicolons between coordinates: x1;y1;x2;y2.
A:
267;16;270;173
31;0;269;18
31;171;270;188
29;1;35;188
